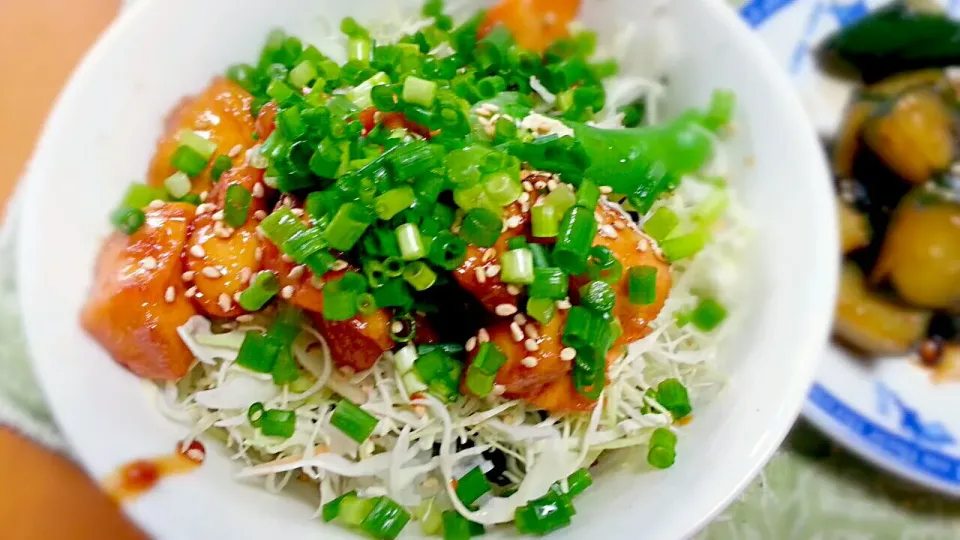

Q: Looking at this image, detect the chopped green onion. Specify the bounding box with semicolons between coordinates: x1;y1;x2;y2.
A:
361;496;411;540
211;155;233;181
494;116;517;142
579;280;616;313
585;246;622;284
428;232;468;270
177;129;217;159
395;223;426;261
224;184;252;228
236;331;279;373
483;171;522;206
261;409;296;438
163;171;192;199
382;257;406;278
627;266;658;305
529;267;567;299
375;186;415;220
387;140;441;181
120;183;167;209
642;207;679;242
348;37;373;63
373;279;414;310
260;206;305;246
704;89;735;131
500;248;534;285
647;427;677;469
402;261;437;291
283;227;327;264
573;364;605;399
455;467;492;506
542;184;576;216
526;297;557;325
656;378;691;419
322;491;353;523
514;492;572;535
266;303;303;346
170;145;209;177
472;341;507;375
465;366;496;397
324;202;374;251
289;60;318;88
564;469;593;498
272;346;299;385
331;399;379;443
660;230;708;261
335;492;377;527
442;511;484;540
110;207;146;235
692;189;729;226
356;293;378;315
346;72;391;109
402;76;438;108
247;402;265;427
459;208;501;248
323;279;359;321
238;271;280;311
371;84;400;112
691;297;727;332
528;244;552;268
266;79;298;104
506;236;528;251
553;206;596;275
531;204;560;238
575;179;600;209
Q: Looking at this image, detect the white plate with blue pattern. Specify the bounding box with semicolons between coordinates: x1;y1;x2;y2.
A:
740;0;960;496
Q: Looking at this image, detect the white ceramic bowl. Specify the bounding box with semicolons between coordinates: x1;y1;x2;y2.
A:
17;0;837;538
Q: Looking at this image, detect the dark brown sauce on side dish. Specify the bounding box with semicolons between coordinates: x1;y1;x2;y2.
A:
104;440;206;503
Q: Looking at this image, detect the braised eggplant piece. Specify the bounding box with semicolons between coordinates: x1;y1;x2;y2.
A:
835;263;932;355
862;89;954;185
872;199;960;309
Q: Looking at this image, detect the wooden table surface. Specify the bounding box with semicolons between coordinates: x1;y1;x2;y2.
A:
0;1;145;538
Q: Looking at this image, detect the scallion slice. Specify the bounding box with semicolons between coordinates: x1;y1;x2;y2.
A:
375;186;415;220
402;261;437;291
330;399;379;443
647;426;678;469
395;223;426;260
642;207;679;242
177;129;217;159
238;271;280;311
627;266;658;306
529;267;567;299
656;378;691;419
360;496;411;540
526;297;557;325
402;75;438;108
459;208;501;248
455;466;492;506
579;280;616;313
324;202;374;251
691;297;727;332
224;184;252;228
553;206;596;275
261;408;296;438
236;331;279;373
500;248;534;285
110;207;146;235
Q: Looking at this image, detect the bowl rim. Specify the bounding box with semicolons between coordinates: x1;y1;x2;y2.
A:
15;0;838;537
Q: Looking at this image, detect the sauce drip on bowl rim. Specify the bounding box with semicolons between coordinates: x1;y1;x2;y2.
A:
103;440;206;503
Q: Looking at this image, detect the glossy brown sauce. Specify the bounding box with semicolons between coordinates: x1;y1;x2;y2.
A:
104;440;205;503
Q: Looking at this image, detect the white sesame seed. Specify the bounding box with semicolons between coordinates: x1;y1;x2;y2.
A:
140;256;158;270
233;292;242;304
228;144;243;158
524;324;540;339
291;208;304;217
506;285;521;296
534;180;546;190
465;337;478;352
475;267;487;284
238;267;252;283
254;247;263;262
520;201;530;213
331;260;349;271
202;266;222;279
236;314;255;323
492;384;506;396
477;328;490;343
546;179;558;191
636;238;649;252
391;321;404;334
281;285;296;299
212;210;225;221
251;183;265;198
190;245;206;258
522;181;534;192
599;185;613;194
506;215;522;229
556;298;572;310
199;191;209;202
215;224;234;238
522;356;539;368
149;199;165;209
495;303;518;317
164;286;175;303
501;221;508;233
310;276;325;289
484;103;500;113
481;249;497;263
485;264;501;278
518;192;530;204
281;254;295;263
181;271;195;281
218;293;233;312
513;313;527;325
524;339;539;352
599;224;618;238
287;265;305;280
254;210;267;221
196;203;215;215
560;347;577;361
185;286;197;298
613;221;626;230
510;322;524;342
